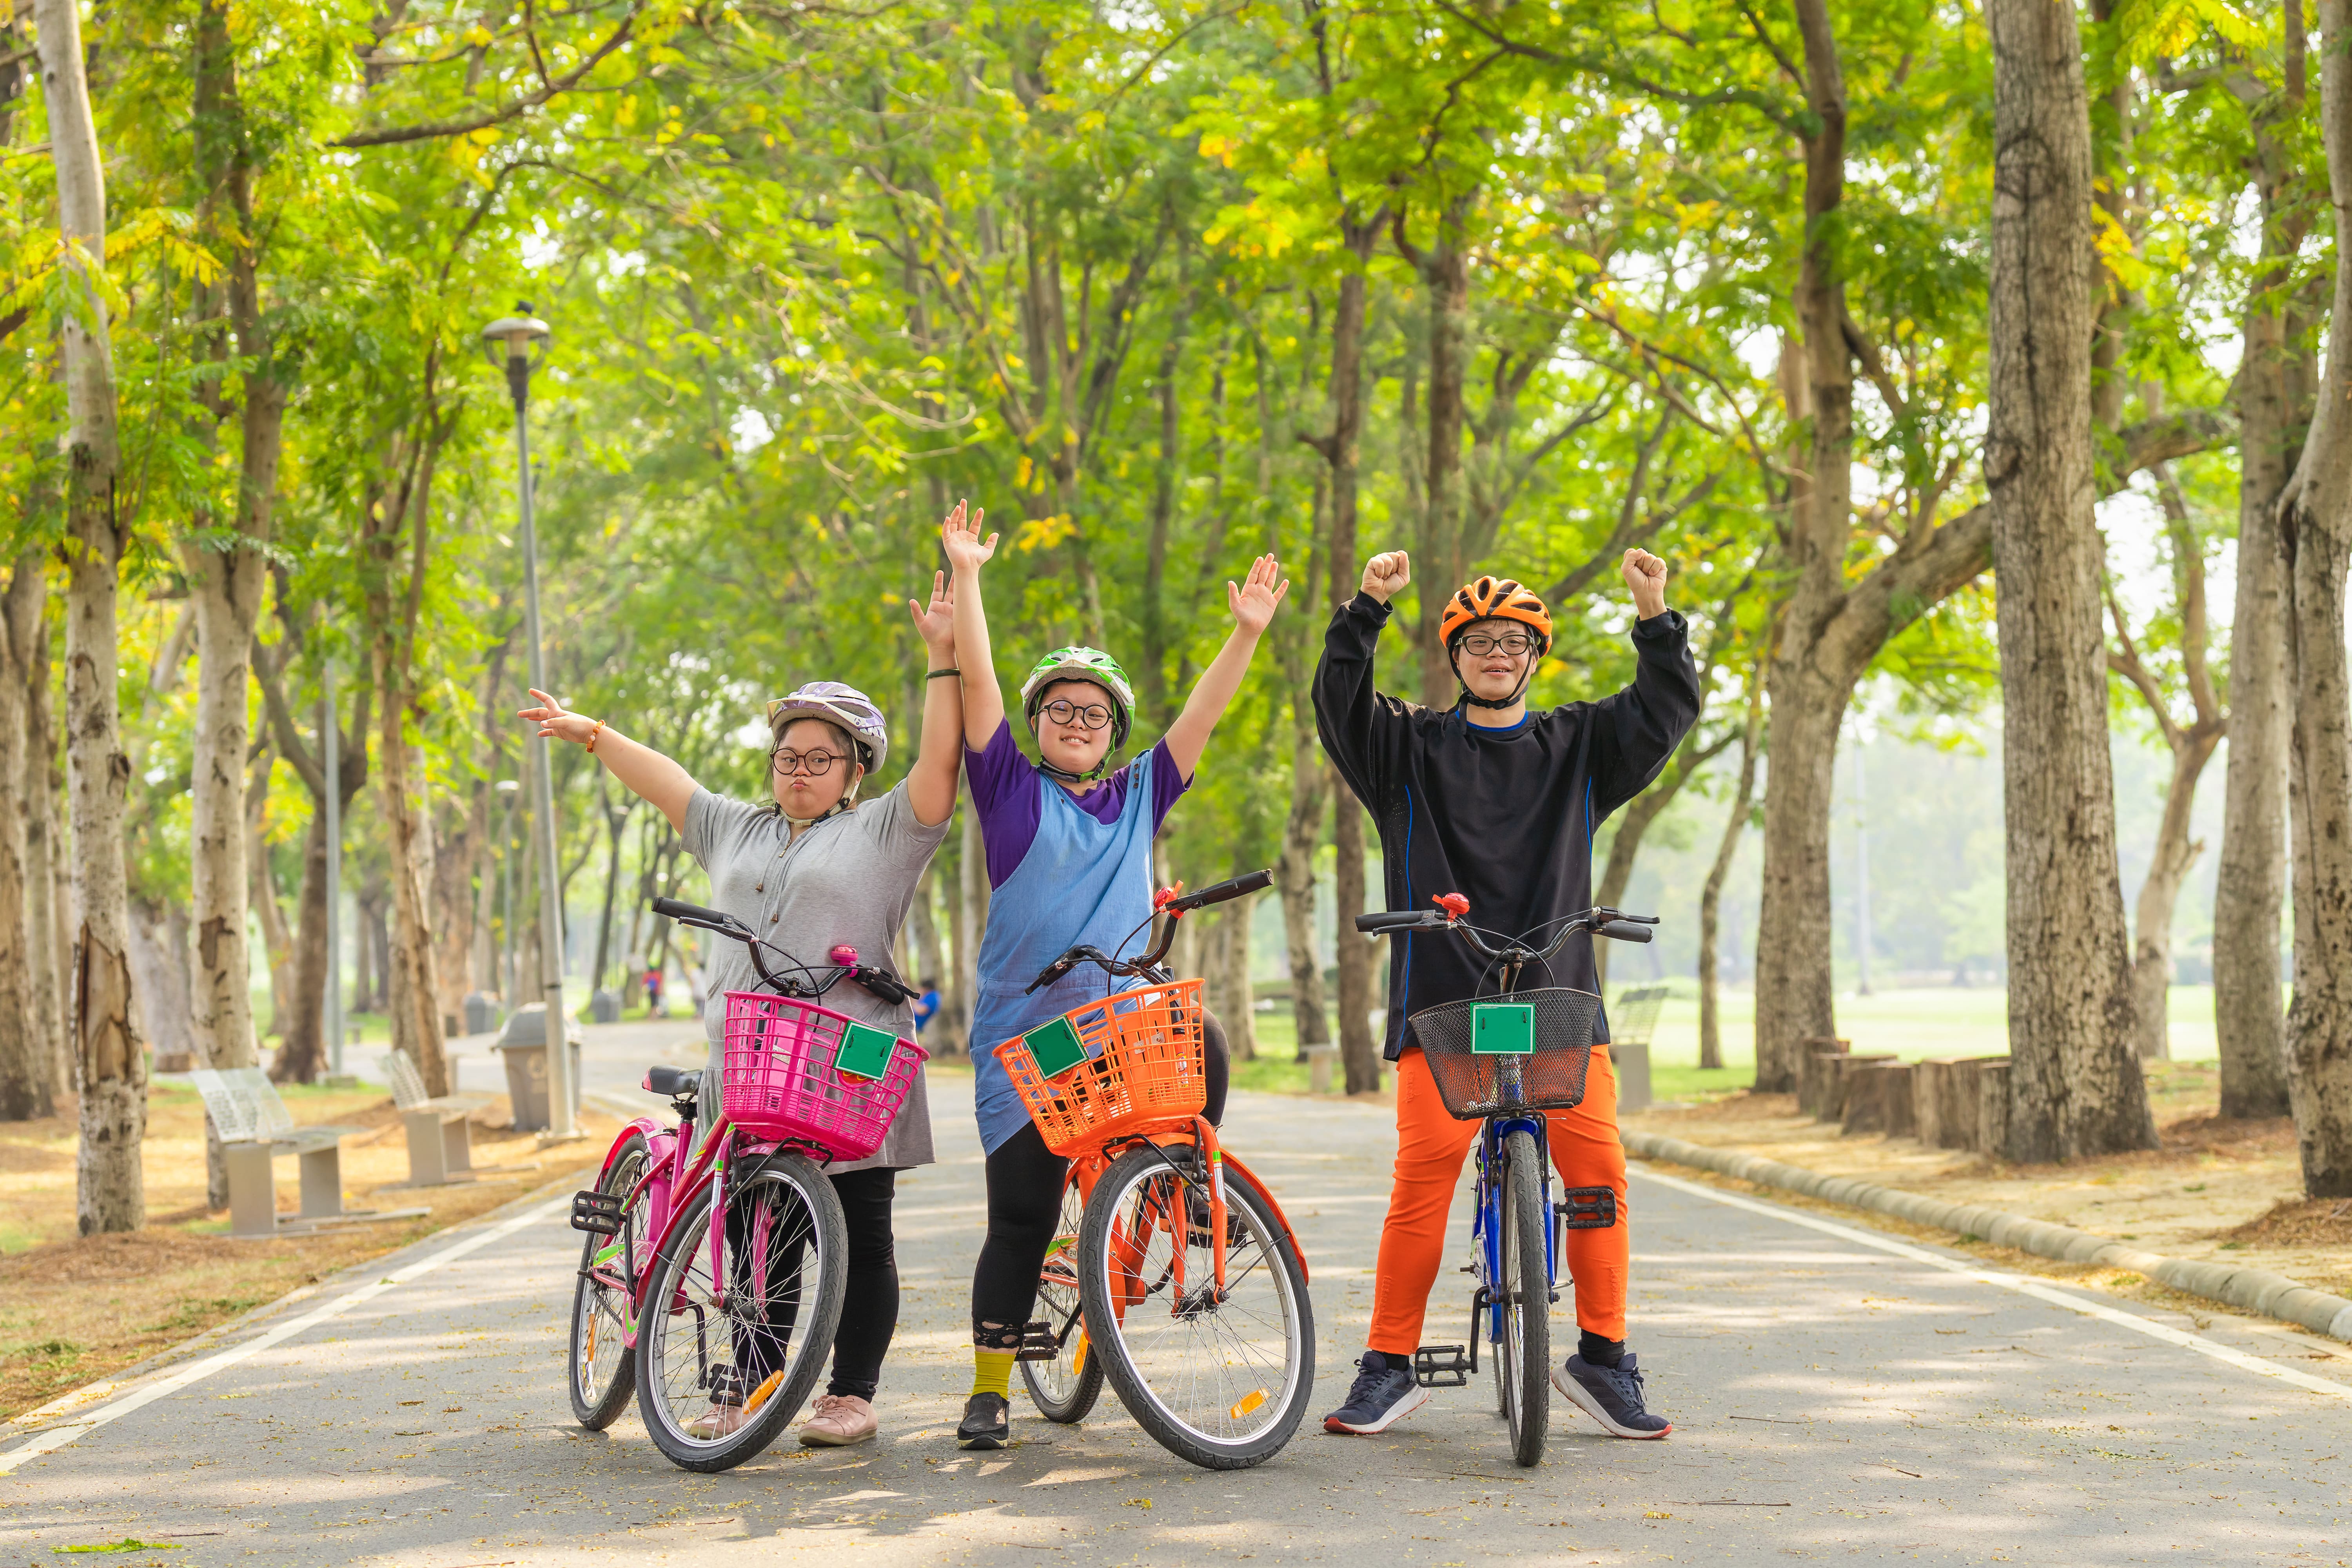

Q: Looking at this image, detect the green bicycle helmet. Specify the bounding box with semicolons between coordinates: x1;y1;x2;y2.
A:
1019;646;1135;780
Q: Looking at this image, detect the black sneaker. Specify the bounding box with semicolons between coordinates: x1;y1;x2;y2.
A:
956;1392;1010;1450
1553;1352;1672;1438
1321;1352;1429;1435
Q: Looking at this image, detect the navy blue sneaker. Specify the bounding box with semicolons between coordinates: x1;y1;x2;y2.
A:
1553;1352;1672;1438
1322;1352;1428;1435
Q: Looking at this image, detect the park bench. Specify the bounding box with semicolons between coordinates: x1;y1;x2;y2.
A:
383;1048;497;1187
189;1068;425;1239
1609;985;1669;1112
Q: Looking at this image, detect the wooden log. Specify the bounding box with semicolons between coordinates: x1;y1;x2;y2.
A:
1817;1053;1896;1123
1798;1036;1852;1117
1913;1058;1973;1147
1973;1059;2011;1157
1842;1061;1914;1137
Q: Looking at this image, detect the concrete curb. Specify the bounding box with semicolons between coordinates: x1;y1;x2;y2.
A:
1621;1128;2352;1345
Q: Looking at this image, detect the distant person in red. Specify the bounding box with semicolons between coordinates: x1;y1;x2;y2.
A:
644;965;665;1016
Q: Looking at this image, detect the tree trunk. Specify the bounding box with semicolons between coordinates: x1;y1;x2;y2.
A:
1753;673;1846;1090
40;0;143;1232
1304;209;1383;1097
2213;162;2305;1118
183;0;283;1088
2129;733;2220;1062
1221;902;1258;1062
0;551;51;1119
247;747;293;1040
1700;700;1763;1073
908;862;955;1055
26;619;68;1107
377;720;446;1092
271;805;330;1083
2273;0;2352;1198
1986;0;2155;1161
1277;733;1331;1060
1402;195;1475;710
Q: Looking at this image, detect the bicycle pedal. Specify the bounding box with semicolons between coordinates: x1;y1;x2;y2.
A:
1413;1345;1473;1388
570;1189;624;1236
1013;1319;1062;1362
1556;1186;1618;1230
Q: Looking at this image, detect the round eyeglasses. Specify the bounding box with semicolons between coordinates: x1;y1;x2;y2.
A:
772;748;843;778
1039;699;1112;730
1457;632;1537;657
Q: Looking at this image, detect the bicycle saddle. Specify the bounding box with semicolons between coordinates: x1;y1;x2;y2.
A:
643;1065;701;1099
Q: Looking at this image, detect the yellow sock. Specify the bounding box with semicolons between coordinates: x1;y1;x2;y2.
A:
971;1348;1015;1399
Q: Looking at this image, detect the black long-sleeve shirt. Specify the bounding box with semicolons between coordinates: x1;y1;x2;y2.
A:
1312;593;1703;1059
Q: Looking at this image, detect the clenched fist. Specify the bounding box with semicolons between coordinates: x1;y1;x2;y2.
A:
1360;550;1411;605
1621;548;1669;619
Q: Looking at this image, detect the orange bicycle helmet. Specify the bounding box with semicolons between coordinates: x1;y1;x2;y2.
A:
1439;576;1552;655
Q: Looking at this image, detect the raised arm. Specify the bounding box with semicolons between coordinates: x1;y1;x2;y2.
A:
1312;549;1413;811
941;500;1004;750
904;569;965;828
518;691;697;832
1590;547;1700;816
1160;554;1290;782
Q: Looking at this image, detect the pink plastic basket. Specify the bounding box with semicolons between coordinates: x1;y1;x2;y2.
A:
719;991;927;1161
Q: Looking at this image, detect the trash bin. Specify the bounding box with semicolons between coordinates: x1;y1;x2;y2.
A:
493;1004;584;1131
463;991;502;1036
589;988;621;1024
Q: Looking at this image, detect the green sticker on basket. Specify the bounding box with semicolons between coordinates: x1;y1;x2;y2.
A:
1471;1002;1535;1055
1022;1015;1090;1079
835;1022;900;1082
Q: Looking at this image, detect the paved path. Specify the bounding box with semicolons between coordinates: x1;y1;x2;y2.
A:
4;1056;2348;1567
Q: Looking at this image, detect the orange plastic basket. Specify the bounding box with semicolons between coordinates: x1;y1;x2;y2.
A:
998;979;1208;1158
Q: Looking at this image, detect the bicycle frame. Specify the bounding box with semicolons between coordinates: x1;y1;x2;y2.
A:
1466;1114;1557;1367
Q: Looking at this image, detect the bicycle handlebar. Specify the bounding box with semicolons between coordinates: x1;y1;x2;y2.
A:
1354;899;1660;963
1597;919;1653;944
1355;910;1428;933
1025;867;1275;992
1166;869;1273;912
650;897;914;1005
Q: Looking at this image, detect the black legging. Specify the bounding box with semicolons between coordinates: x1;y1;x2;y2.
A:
724;1165;901;1403
971;1011;1229;1339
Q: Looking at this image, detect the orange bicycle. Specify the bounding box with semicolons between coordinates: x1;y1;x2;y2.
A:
998;871;1315;1470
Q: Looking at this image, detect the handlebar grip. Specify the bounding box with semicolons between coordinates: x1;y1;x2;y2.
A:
652;897;732;927
1598;920;1653;944
1356;911;1428;933
1168;868;1274;912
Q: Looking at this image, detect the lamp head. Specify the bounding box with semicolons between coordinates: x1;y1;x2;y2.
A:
495;779;521;796
479;301;552;371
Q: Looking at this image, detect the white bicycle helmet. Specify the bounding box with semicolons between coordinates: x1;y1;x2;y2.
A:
766;681;889;774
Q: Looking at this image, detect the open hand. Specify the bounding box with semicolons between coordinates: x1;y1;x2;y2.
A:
1621;548;1669;618
1360;550;1410;604
907;570;956;655
940;499;996;575
1228;554;1291;635
517;688;598;745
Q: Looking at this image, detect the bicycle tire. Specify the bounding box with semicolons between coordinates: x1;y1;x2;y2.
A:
1020;1178;1106;1423
1496;1128;1551;1467
1078;1145;1314;1470
568;1132;650;1429
634;1150;847;1473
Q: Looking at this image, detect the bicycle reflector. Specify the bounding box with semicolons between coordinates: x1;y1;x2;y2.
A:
1022;1015;1092;1078
1470;1002;1535;1055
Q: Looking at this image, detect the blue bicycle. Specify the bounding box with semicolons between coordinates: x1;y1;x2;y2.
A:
1356;896;1655;1466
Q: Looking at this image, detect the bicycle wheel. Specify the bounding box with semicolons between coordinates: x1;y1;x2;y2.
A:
1495;1128;1551;1467
634;1150;847;1472
1020;1177;1106;1423
568;1132;650;1429
1078;1145;1314;1470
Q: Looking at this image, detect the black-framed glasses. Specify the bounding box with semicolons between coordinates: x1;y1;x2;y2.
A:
1457;632;1537;657
772;748;844;778
1040;699;1112;730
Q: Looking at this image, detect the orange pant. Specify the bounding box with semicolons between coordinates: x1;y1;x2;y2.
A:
1367;1045;1628;1356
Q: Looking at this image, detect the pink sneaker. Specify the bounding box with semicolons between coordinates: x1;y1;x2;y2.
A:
798;1393;877;1447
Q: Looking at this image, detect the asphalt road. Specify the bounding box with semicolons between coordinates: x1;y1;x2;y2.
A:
4;1033;2347;1567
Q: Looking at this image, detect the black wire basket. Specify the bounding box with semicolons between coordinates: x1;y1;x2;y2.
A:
1406;986;1602;1120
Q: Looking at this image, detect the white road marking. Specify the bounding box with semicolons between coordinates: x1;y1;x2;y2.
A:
0;1197;571;1475
1628;1162;2352;1402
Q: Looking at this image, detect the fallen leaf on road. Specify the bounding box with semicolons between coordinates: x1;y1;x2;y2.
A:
1124;1497;1152;1510
54;1545;183;1555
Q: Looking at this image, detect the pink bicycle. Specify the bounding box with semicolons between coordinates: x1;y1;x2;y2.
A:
566;897;927;1472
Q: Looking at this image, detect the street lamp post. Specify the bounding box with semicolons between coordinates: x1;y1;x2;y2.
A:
483;302;575;1138
322;661;344;1078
